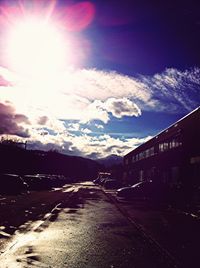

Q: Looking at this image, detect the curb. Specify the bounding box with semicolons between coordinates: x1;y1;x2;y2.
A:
167;207;200;221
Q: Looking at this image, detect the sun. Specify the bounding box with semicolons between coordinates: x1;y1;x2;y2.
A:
1;1;96;82
5;16;69;78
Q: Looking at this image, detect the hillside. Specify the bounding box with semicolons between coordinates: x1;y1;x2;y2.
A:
96;154;123;168
0;143;101;181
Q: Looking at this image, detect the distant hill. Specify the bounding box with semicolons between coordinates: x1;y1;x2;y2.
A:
0;143;101;181
97;154;123;168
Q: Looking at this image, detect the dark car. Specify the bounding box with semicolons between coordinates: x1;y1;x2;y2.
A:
49;174;68;187
116;180;167;201
42;174;68;187
93;172;111;185
98;177;109;185
23;174;52;190
0;174;28;195
103;179;122;189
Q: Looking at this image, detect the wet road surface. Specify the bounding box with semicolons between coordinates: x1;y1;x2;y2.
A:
0;183;175;268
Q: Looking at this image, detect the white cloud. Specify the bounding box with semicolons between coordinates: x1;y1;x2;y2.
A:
61;68;151;102
104;97;141;118
0;67;149;123
0;66;199;158
56;132;152;158
1;66;199;123
141;67;200;112
95;123;104;129
2;126;152;158
80;99;110;123
80;128;92;134
68;123;80;131
0;66;20;85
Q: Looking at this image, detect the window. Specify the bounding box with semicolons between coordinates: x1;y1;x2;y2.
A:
145;149;150;158
125;158;129;165
139;152;144;160
169;139;176;149
159;136;182;153
159;142;169;152
163;142;169;150
150;147;154;156
169;136;182;149
159;143;164;152
132;147;155;162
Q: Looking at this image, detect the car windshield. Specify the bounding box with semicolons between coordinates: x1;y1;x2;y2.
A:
131;182;144;188
98;173;111;180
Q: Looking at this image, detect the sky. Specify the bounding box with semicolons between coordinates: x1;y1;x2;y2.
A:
0;0;200;159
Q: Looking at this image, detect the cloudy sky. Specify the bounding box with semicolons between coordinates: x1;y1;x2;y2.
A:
0;0;200;159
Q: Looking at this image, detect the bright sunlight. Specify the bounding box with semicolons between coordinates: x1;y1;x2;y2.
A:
5;17;70;78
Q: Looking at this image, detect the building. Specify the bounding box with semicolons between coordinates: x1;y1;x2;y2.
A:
123;107;200;192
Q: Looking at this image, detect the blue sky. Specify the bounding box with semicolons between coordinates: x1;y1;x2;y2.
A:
0;0;200;158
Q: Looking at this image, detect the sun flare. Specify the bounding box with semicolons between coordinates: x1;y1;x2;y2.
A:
5;17;69;78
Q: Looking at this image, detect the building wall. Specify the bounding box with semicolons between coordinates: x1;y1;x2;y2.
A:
123;107;200;189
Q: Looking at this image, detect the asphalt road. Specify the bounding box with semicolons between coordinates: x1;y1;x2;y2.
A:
0;182;176;268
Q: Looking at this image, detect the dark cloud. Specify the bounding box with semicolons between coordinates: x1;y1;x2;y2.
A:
39;130;49;136
105;98;141;118
0;102;30;137
86;152;102;159
37;116;49;125
28;141;64;152
104;145;130;153
68;145;84;156
28;140;83;157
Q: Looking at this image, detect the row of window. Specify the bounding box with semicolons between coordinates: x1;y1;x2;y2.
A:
159;138;182;152
132;146;154;162
125;136;182;165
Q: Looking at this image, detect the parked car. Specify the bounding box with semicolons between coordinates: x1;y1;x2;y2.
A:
103;179;122;189
23;174;52;190
93;172;111;185
49;174;68;187
116;180;168;201
0;174;28;195
98;177;110;185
